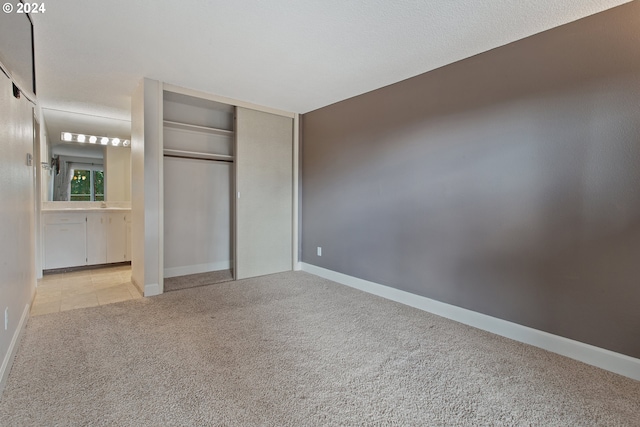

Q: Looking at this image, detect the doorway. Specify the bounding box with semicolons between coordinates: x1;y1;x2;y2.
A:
31;265;141;316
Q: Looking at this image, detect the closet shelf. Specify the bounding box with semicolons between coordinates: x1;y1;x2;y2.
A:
163;120;234;137
163;149;234;162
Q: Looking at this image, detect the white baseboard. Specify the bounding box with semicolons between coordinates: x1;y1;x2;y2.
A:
301;263;640;381
0;303;30;396
144;283;162;297
164;261;231;279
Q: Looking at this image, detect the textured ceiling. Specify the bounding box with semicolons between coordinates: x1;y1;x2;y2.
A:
31;0;631;126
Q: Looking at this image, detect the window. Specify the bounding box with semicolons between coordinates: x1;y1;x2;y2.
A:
70;169;104;201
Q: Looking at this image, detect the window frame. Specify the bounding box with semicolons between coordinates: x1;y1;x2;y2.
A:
68;163;104;202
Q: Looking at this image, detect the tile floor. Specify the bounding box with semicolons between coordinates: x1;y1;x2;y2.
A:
31;264;142;316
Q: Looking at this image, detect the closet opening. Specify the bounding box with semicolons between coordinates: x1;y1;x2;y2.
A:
162;91;235;292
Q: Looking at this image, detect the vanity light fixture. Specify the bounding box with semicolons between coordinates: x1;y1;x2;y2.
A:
61;132;130;148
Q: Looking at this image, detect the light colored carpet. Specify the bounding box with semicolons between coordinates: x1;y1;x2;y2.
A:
1;271;638;426
164;269;234;292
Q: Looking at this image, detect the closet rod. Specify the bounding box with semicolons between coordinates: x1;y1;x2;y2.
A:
163;149;234;163
163;154;233;163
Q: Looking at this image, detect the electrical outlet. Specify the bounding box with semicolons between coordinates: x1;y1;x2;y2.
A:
317;247;322;257
4;307;8;330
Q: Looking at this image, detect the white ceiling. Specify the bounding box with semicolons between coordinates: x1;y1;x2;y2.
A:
31;0;631;128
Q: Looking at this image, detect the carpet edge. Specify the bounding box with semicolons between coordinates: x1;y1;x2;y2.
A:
301;262;640;381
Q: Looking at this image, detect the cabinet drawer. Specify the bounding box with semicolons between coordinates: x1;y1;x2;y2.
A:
44;213;86;225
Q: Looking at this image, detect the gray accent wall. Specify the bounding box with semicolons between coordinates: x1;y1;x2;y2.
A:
301;2;640;358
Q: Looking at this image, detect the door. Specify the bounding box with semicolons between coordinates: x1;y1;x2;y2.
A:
43;214;87;269
107;212;127;263
125;214;132;261
235;107;293;279
86;212;107;265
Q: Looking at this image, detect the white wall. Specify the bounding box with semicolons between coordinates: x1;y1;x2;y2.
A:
105;145;131;201
0;72;36;393
34;108;46;279
39;123;52;203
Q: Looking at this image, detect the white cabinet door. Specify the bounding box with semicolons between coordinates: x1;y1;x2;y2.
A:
43;214;87;269
86;213;107;265
235;108;293;279
107;212;127;263
125;214;132;262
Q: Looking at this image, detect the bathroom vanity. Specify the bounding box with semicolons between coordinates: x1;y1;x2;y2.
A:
42;202;131;270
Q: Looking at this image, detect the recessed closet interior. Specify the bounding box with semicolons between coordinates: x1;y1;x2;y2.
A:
162;90;235;280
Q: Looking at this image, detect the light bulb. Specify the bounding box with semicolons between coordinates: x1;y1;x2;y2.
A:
101;137;109;145
123;140;130;147
63;132;72;141
77;134;86;143
112;138;121;146
89;136;97;144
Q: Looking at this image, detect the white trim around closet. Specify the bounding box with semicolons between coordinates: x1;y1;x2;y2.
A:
157;82;165;295
162;83;295;119
292;113;300;269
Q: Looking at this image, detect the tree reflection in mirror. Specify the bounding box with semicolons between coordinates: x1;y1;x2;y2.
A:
70;169;104;201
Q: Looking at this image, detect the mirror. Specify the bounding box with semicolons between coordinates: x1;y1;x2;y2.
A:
43;109;131;202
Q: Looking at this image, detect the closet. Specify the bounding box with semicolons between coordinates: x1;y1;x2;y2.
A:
131;79;295;295
162;91;235;280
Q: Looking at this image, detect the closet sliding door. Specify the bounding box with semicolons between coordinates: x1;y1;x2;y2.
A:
235;107;293;279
